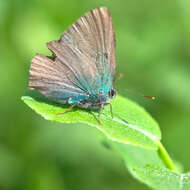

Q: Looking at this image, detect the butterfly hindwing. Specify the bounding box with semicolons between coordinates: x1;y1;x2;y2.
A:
29;54;88;103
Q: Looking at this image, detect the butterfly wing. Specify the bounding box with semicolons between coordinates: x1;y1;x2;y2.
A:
29;7;116;104
29;54;88;103
47;7;116;95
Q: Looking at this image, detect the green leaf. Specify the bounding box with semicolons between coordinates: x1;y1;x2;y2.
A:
133;166;190;190
21;92;161;149
113;143;165;169
111;142;188;190
22;92;189;190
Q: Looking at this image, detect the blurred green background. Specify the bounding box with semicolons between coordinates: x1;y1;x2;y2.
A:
1;0;190;189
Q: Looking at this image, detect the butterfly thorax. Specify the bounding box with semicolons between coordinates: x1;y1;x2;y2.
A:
78;88;116;109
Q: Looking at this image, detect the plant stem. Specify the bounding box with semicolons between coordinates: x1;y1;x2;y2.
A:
157;141;178;172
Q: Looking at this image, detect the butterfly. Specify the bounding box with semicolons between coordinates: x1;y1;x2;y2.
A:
28;7;117;124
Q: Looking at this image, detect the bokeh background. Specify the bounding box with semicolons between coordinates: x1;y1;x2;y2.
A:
1;0;190;189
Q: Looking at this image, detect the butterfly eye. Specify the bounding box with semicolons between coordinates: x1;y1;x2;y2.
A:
110;88;116;98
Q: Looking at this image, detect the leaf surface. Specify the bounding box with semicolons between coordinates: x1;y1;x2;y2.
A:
22;92;161;149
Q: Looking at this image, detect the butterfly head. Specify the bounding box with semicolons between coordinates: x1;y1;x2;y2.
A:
88;88;116;105
96;88;116;101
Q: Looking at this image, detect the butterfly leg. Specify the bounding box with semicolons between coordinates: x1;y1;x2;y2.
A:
98;103;104;125
109;103;113;119
57;103;77;115
104;102;113;119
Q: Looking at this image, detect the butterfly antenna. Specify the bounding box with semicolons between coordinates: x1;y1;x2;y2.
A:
114;73;155;100
120;88;155;100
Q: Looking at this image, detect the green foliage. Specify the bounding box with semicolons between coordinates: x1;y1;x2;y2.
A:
21;93;161;150
133;166;190;190
22;92;190;190
114;143;190;190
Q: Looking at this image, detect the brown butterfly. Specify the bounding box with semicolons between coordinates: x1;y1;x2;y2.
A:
28;7;116;124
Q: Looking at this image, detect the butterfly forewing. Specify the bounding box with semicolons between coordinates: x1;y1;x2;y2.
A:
29;7;116;104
